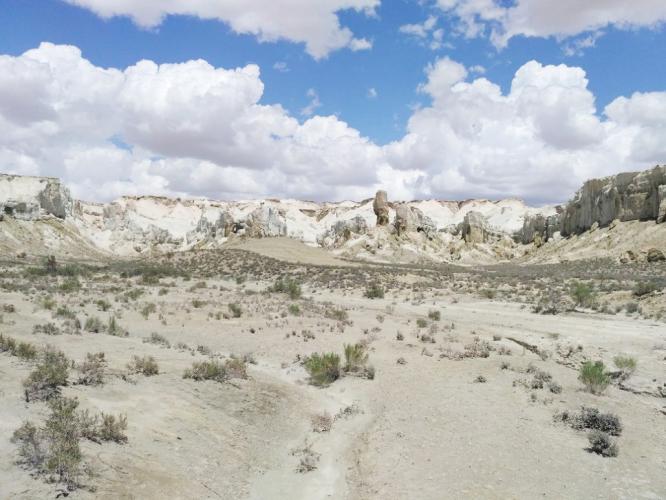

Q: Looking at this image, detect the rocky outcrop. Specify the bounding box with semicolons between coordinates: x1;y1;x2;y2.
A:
394;205;436;237
460;211;488;244
518;212;561;245
245;206;287;238
373;190;389;226
560;165;666;236
318;216;368;246
0;174;72;220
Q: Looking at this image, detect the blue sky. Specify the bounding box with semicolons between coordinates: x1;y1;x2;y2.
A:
0;0;665;203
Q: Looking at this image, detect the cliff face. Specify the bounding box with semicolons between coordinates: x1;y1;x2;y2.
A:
0;174;72;220
560;165;666;236
518;165;665;244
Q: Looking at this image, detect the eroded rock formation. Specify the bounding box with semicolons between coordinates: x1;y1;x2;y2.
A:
373;190;389;226
0;174;72;220
560;165;666;236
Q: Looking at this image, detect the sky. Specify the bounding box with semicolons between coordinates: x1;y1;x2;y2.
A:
0;0;665;204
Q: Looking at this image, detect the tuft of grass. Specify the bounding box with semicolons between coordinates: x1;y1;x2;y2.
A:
613;355;637;378
140;303;157;318
428;309;441;321
107;316;128;337
84;316;105;333
304;353;340;387
578;361;611;395
343;343;368;374
633;281;658;297
183;360;227;382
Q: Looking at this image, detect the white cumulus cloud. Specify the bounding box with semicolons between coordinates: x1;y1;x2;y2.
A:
0;43;665;205
63;0;378;59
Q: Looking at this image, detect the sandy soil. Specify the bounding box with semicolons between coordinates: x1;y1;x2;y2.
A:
0;249;665;499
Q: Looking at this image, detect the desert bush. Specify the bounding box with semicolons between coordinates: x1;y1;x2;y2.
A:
343;343;368;373
59;277;81;293
428;310;441;321
587;430;618;457
3;303;16;313
183;360;227;382
143;332;170;348
191;299;206;308
55;306;77;319
95;299;111;311
474;375;487;383
107;316;128;337
324;307;348;322
416;318;428;328
140;303;157;318
625;301;640;314
479;289;496;299
23;346;69;401
269;278;302;299
77;352;106;386
42;397;83;487
633;281;658;297
579;361;611;394
304;352;340;386
570;281;595;307
573;407;622;435
11;421;45;470
288;304;301;316
97;413;128;443
126;355;158;376
364;283;384;299
16;341;39;361
84;316;105;333
33;322;62;336
613;354;637;379
228;303;242;318
225;358;248;379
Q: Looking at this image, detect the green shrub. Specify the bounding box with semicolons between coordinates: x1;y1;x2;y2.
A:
140;303;157;318
570;281;595;307
23;346;69;401
613;355;637;378
126;355;158;376
97;413;128;443
95;299;111;311
304;353;340;386
633;281;658;297
364;283;384;299
578;361;611;395
416;318;428;328
84;316;105;333
11;421;45;470
59;277;81;293
107;316;128;337
288;304;301;316
625;302;639;314
16;341;38;361
228;303;242;318
43;397;83;487
343;343;368;373
428;310;441;321
270;278;302;299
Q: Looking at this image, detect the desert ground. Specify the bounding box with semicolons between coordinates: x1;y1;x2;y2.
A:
1;239;665;499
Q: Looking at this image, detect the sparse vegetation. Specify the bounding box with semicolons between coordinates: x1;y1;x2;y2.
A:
304;352;341;386
127;355;159;376
578;361;611;395
77;352;106;386
23;346;70;401
364;282;384;299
